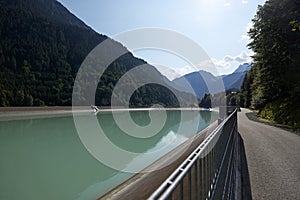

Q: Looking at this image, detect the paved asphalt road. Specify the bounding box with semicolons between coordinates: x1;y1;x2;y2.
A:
238;108;300;200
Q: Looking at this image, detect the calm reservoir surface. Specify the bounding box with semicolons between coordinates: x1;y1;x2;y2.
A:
0;110;218;200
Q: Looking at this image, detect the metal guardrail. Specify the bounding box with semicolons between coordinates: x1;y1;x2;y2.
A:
148;109;238;200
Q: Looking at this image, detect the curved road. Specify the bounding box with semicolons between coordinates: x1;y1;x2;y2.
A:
238;108;300;199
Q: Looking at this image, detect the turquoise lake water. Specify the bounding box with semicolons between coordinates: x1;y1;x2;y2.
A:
0;110;218;200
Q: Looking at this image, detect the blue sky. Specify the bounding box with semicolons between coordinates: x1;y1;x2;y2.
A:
58;0;266;79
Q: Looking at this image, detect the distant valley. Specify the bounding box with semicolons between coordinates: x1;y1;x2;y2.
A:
172;63;251;98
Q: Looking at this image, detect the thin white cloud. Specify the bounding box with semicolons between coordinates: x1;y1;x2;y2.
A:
240;34;249;41
224;52;252;63
213;59;230;69
176;65;197;76
240;22;253;41
153;52;253;79
153;60;216;80
224;2;231;6
242;0;248;4
246;22;253;31
214;51;253;69
153;64;182;80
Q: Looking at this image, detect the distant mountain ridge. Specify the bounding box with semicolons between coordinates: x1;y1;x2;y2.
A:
233;63;251;73
172;63;251;98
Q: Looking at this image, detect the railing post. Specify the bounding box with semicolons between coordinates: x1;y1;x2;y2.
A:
218;106;227;124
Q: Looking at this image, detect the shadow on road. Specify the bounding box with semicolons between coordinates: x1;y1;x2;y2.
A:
238;132;252;200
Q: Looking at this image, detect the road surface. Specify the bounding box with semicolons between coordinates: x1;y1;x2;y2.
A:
238;108;300;199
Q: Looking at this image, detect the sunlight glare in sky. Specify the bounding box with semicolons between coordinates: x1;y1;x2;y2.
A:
58;0;266;78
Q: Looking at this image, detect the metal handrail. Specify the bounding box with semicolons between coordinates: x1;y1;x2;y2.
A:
210;117;236;199
148;109;238;200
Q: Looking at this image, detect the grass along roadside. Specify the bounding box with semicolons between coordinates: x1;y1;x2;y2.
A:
245;111;300;135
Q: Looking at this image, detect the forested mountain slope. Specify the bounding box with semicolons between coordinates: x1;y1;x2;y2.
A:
0;0;196;107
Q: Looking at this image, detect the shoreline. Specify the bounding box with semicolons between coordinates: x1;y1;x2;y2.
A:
0;107;89;121
0;106;216;112
0;106;218;121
